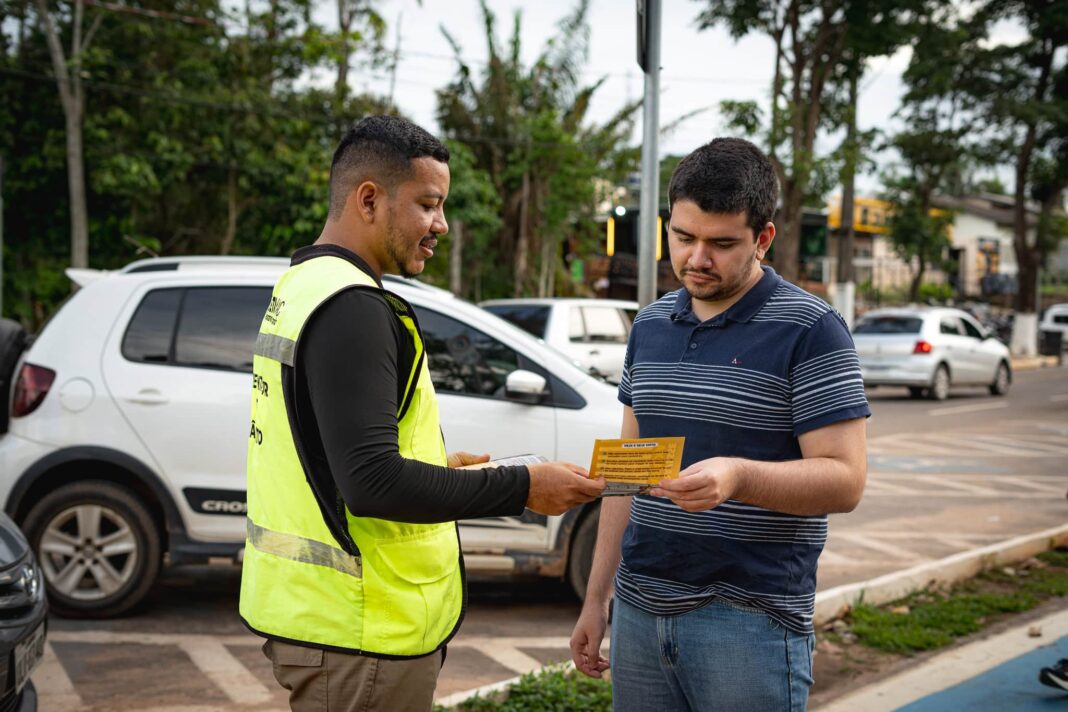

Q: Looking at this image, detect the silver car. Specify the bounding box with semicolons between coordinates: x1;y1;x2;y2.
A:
853;307;1012;400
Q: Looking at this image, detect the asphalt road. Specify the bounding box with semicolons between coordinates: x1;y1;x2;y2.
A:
35;364;1068;711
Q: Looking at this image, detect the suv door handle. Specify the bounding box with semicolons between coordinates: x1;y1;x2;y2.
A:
126;389;168;405
588;349;600;356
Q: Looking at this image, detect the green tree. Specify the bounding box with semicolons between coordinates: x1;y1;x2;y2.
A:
436;0;639;298
697;0;931;283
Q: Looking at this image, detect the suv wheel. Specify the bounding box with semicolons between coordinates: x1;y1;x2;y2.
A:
23;481;161;618
567;506;599;600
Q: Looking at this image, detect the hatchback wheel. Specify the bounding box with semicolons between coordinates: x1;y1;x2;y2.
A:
567;506;599;600
928;365;950;401
989;362;1011;396
23;481;161;618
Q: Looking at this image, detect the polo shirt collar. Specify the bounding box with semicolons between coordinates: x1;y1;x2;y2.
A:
671;266;782;324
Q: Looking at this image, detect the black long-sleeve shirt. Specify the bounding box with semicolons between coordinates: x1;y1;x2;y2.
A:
286;245;530;529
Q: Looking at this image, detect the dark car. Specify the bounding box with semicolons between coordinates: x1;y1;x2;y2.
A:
0;512;47;711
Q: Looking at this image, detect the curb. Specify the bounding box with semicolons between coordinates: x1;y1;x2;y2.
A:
438;526;1068;709
813;523;1068;626
1011;355;1061;371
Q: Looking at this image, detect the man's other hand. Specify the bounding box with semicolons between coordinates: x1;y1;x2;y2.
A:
448;451;491;468
570;602;611;678
649;457;740;511
526;462;605;515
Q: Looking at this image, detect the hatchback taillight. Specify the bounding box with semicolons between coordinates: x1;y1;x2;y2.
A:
11;364;56;417
913;340;933;354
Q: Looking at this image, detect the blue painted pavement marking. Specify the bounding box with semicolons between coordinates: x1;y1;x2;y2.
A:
898;634;1068;711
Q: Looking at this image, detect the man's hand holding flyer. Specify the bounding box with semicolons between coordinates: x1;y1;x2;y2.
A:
588;437;685;495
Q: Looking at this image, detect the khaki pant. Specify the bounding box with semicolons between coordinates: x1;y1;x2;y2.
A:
263;639;444;712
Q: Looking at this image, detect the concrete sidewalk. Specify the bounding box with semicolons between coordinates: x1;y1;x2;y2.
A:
1012;354;1062;371
818;609;1068;711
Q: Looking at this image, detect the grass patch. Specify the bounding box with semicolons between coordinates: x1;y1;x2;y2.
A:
847;550;1067;655
437;668;612;711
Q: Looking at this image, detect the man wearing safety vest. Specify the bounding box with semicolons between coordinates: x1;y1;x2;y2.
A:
240;115;606;711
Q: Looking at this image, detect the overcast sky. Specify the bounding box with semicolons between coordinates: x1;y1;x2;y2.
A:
324;0;1025;198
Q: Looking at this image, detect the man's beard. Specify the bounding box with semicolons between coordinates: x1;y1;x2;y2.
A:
384;220;417;278
681;267;748;302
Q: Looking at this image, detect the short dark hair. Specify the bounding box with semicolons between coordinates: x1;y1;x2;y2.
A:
667;137;778;235
328;115;450;220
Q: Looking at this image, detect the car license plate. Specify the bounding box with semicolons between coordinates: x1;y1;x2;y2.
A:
14;622;45;692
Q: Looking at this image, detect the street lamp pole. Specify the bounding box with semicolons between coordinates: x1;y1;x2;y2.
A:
636;0;661;308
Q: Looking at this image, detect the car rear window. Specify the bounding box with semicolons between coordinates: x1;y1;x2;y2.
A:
482;305;551;338
853;316;923;334
122;287;271;372
122;289;182;363
174;288;271;371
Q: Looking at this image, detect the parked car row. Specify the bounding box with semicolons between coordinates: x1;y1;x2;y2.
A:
0;256;622;620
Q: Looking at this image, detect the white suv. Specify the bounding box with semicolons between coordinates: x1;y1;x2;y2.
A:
0;257;621;617
480;298;638;384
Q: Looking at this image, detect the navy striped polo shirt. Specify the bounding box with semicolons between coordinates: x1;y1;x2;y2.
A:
616;266;869;633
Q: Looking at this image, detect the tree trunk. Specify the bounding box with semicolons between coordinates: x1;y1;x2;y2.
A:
220;166;239;256
538;234;555;297
777;182;802;283
449;219;464;296
64;108;89;268
909;260;925;303
1009;37;1053;355
336;0;351;96
837;60;858;286
36;0;90;269
514;171;530;297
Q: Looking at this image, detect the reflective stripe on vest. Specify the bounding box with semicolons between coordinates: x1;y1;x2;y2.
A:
246;519;362;578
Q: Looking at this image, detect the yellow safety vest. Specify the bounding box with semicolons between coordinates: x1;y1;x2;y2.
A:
239;254;463;657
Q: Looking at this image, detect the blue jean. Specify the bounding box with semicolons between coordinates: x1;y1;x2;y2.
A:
610;598;815;712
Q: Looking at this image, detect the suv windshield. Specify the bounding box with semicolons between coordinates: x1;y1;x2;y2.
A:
483;304;551;338
854;316;923;334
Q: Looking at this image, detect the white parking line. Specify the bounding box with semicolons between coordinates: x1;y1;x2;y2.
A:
927;402;1009;417
912;475;999;495
34;642;83;711
176;638;274;706
833;533;926;561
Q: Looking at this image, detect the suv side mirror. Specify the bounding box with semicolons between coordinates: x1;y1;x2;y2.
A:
504;369;547;404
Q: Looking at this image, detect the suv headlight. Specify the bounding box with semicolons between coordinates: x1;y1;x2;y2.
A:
0;558;43;611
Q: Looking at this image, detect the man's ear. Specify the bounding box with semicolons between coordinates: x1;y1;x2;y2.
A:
352;180;381;224
756;222;775;260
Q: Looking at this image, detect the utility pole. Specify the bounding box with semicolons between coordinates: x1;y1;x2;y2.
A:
636;0;661;308
0;155;4;318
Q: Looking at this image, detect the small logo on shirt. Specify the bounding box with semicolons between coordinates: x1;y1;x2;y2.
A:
731;357;742;365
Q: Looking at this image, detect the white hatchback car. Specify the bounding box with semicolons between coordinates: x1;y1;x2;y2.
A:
0;257;621;617
853;307;1012;400
479;298;638;384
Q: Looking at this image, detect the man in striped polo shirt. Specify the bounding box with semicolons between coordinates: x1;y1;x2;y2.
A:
570;138;869;711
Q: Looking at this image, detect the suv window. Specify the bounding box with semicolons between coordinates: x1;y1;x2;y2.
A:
417;308;521;398
579;307;629;344
482;304;550;338
122;287;270;372
940;318;963;336
174;288;271;371
122;289;182;363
